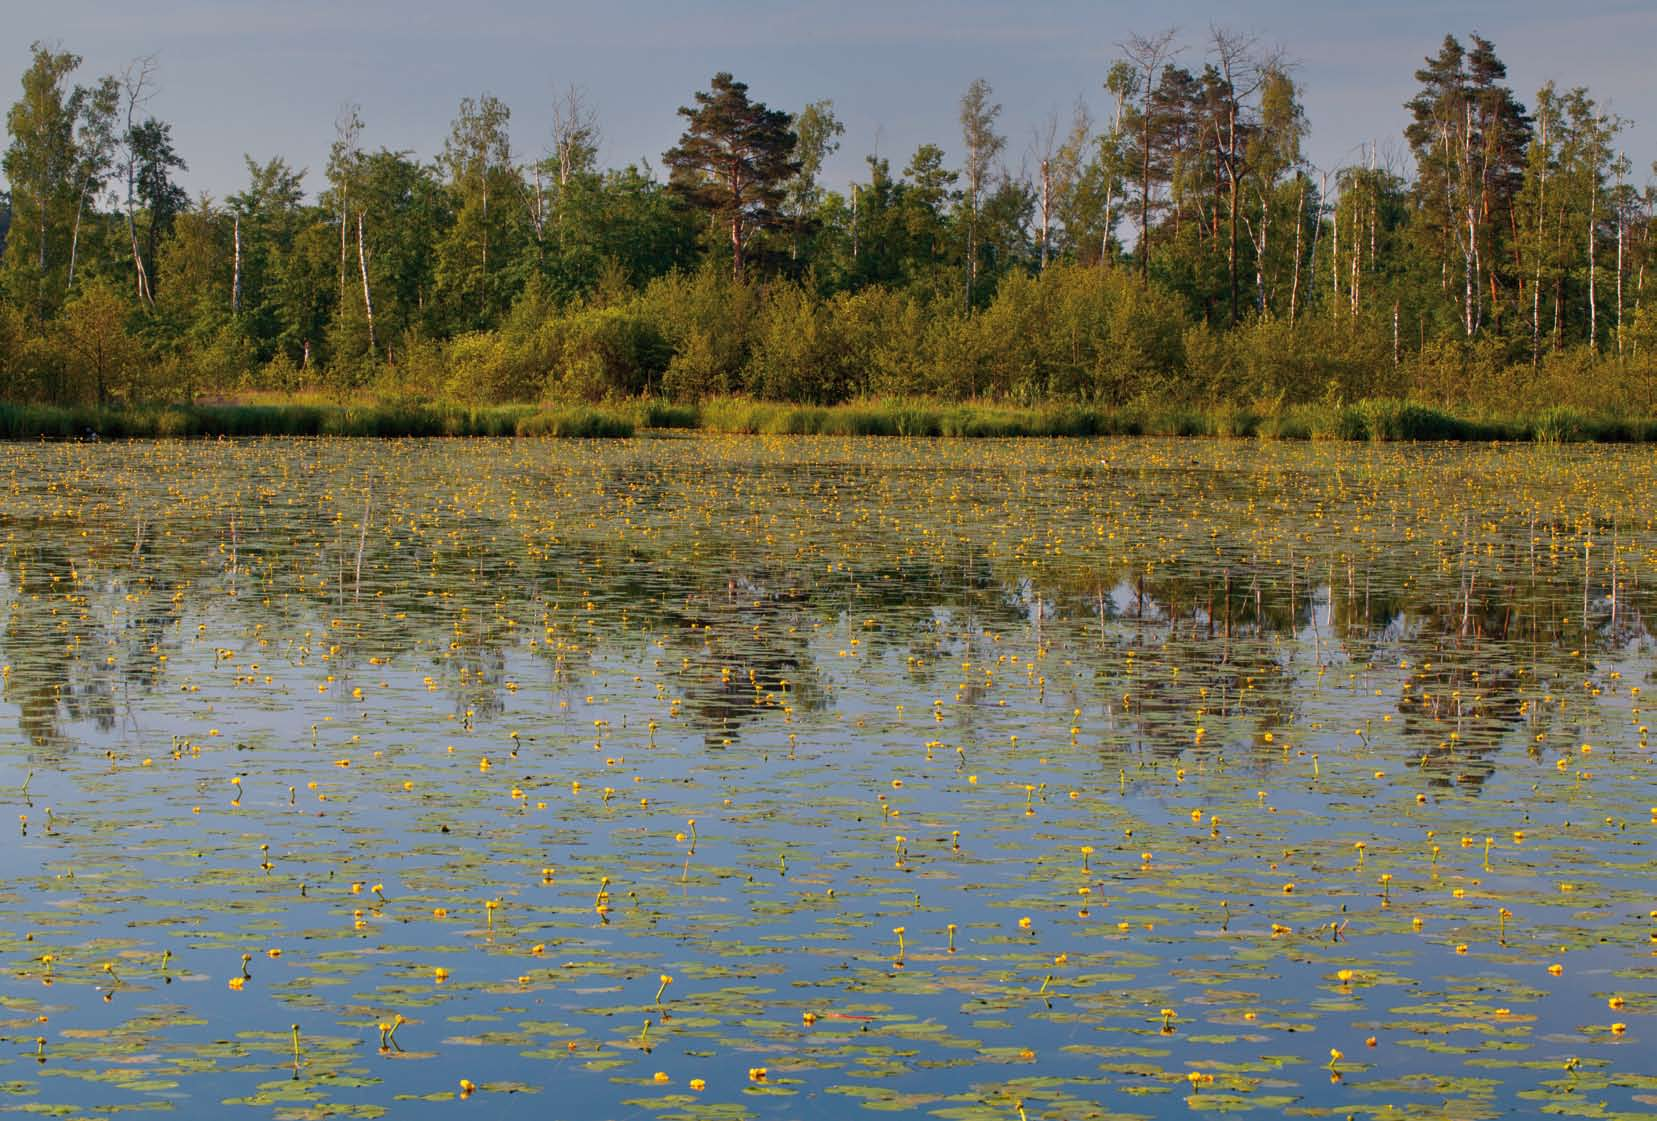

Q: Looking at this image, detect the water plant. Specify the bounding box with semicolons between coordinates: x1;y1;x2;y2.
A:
0;435;1653;1120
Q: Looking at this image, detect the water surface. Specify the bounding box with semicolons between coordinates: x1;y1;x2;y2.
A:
2;436;1654;1119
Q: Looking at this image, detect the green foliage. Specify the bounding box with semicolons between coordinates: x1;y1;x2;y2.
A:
548;304;671;401
443;331;519;404
56;276;142;404
644;266;759;399
832;287;925;397
746;282;849;403
2;43;83;315
944;263;1189;403
4;36;1657;430
0;301;24;397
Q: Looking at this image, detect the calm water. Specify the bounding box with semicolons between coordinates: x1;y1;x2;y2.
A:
1;436;1654;1120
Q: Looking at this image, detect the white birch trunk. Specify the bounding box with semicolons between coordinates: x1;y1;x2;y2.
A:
1330;175;1339;312
1289;178;1304;324
1588;176;1598;352
1461;197;1475;337
1533;113;1546;367
1350;196;1361;318
1615;163;1625;359
339;191;349;304
851;183;859;261
68;185;88;290
1039;158;1051;269
1256;190;1268;313
232;213;242;315
358;211;376;357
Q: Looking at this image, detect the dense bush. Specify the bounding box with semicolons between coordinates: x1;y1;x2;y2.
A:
8;256;1657;440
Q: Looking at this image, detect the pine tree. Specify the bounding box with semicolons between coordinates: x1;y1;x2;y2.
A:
664;73;798;283
1404;34;1530;337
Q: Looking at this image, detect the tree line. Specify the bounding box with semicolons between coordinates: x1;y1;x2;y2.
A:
1;30;1655;414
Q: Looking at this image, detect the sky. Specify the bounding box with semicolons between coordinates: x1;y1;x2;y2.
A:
2;0;1654;204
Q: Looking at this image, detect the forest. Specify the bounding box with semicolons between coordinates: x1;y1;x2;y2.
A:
1;30;1655;420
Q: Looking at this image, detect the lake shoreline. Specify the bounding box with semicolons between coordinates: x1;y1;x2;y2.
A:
3;397;1656;443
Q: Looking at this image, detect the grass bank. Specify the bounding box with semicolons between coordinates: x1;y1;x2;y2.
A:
690;398;1657;442
0;401;666;439
2;397;1654;443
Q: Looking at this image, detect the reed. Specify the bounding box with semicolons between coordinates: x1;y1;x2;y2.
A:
1;396;1654;442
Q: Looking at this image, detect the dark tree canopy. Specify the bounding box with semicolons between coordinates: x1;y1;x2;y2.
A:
664;72;799;282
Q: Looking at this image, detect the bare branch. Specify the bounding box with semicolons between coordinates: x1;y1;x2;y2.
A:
550;83;601;187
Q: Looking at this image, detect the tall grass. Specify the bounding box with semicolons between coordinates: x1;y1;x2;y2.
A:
2;396;1655;442
693;398;1167;437
514;406;635;437
0;402;615;439
689;397;1564;441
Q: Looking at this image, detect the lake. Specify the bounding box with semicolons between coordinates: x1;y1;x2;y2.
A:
2;435;1653;1119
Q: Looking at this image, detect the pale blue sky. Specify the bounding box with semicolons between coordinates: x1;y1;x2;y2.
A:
3;0;1652;202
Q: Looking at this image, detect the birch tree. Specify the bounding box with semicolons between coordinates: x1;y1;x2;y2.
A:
2;43;84;313
66;76;118;293
537;84;600;259
1082;61;1137;267
328;103;363;305
118;57;157;304
1204;28;1279;323
1044;100;1094;263
1033;103;1090;267
958;78;1005;308
326;104;377;356
436;93;518;324
786;99;844;265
